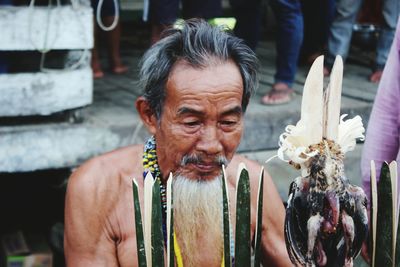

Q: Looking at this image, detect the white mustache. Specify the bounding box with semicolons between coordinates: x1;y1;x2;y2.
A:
180;154;228;166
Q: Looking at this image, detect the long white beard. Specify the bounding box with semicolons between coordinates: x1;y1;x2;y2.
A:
173;175;223;266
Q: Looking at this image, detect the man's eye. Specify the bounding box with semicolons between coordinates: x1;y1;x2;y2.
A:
184;121;200;127
221;121;237;126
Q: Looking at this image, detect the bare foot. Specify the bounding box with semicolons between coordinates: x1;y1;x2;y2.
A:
261;83;294;105
93;69;104;79
369;70;383;83
112;65;129;74
91;57;104;79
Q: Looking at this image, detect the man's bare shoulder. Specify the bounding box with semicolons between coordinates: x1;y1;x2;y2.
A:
66;144;144;207
227;154;265;180
64;145;144;265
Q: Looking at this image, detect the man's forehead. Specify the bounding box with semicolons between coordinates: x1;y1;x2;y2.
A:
168;58;241;81
165;60;244;95
171;57;227;71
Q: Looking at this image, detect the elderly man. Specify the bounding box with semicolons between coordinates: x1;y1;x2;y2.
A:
64;19;291;266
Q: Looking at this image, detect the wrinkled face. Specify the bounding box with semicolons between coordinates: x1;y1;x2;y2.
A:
155;59;244;181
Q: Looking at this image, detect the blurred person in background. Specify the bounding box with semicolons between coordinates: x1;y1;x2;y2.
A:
230;0;303;105
324;0;399;83
299;0;335;65
91;0;128;78
360;17;400;263
361;18;400;208
149;0;222;44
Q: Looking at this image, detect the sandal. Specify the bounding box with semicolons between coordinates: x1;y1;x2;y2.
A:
261;86;294;105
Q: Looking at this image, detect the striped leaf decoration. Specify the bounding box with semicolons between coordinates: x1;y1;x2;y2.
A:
151;181;165;267
254;168;264;267
132;179;147;267
371;161;399;267
133;164;266;267
234;163;251;267
222;165;232;267
370;161;377;267
166;174;174;267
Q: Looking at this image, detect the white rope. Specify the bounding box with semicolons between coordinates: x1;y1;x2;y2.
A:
28;0;91;73
28;0;61;54
96;0;119;31
142;0;149;22
41;0;91;73
28;0;89;72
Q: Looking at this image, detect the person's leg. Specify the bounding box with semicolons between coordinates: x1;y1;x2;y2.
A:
90;0;105;78
271;0;303;86
103;16;128;74
230;0;261;50
262;0;303;105
371;0;400;82
300;0;323;64
325;0;363;71
324;0;336;42
149;0;179;44
91;18;104;78
92;0;127;74
182;0;222;20
300;0;334;65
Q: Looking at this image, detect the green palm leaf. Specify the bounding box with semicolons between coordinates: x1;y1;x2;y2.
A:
132;179;147;267
375;162;393;267
222;165;232;267
151;181;165;267
254;168;264;267
235;163;251;267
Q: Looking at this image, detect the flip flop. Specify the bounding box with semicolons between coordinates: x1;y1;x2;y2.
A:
261;87;294;105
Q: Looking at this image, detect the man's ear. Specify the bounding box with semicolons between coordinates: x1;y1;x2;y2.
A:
136;96;158;135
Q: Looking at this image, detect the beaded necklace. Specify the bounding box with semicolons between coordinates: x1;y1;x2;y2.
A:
143;136;167;240
143;135;167;210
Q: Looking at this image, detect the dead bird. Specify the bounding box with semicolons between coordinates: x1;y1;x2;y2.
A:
278;56;368;267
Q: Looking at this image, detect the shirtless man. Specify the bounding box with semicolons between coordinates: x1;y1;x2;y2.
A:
64;19;291;267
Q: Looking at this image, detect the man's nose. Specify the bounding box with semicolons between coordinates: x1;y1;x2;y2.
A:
196;125;223;155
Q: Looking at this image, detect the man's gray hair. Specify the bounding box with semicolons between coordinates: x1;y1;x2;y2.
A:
139;18;259;119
